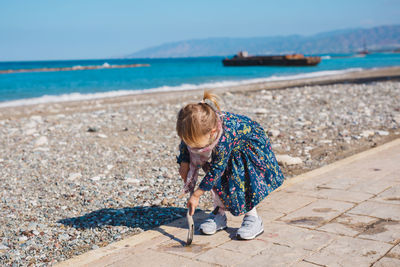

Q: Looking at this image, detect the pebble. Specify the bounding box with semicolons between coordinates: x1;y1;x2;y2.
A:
90;176;101;181
360;130;375;138
68;173;82;181
0;244;9;250
34;136;48;147
276;155;303;165
376;130;389;136
268;129;280;137
58;234;70;241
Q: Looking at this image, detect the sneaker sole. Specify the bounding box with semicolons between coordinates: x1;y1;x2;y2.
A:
200;226;227;235
236;228;264;240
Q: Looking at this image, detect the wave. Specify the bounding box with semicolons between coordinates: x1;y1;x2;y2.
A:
321;55;331;59
0;68;363;108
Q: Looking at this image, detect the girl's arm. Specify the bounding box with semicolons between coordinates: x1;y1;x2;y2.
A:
176;140;190;164
187;188;205;215
198;135;233;192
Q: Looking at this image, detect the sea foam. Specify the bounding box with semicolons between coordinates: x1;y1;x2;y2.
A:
0;68;362;108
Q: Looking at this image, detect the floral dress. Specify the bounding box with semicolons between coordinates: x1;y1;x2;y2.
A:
177;111;285;216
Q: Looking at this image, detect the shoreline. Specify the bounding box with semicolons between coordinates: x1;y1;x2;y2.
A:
1;66;400;120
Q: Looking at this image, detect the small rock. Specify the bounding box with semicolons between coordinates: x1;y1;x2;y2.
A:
376;130;389;136
68;173;82;181
268;129;280;137
276;155;303;165
160;167;168;173
90;176;101;181
126;178;141;184
92;244;99;250
34;136;48;147
27;222;38;231
0;244;9;250
319;140;332;144
253;108;268;115
25;128;37;135
87;127;99;132
161;199;170;206
360;130;375;138
58;234;70;241
97;134;108;138
18;236;28;242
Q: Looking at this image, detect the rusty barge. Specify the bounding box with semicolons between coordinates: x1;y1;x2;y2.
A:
222;51;321;67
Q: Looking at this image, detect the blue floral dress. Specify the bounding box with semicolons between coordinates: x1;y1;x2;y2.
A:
177;111;284;216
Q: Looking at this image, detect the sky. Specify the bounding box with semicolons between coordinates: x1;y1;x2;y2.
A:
1;0;400;61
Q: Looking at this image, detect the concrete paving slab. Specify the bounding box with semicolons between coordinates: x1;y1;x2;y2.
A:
371;184;400;205
279;199;354;228
257;222;336;252
358;219;400;244
257;192;317;214
318;213;378;237
304;235;393;267
292;187;374;203
348;201;400;221
235;244;312;267
194;247;250;266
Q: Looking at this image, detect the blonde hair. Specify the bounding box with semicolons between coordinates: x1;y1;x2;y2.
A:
176;91;221;146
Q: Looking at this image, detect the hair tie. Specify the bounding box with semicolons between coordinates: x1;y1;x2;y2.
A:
200;98;217;111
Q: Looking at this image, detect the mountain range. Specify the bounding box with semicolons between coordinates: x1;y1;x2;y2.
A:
127;24;400;58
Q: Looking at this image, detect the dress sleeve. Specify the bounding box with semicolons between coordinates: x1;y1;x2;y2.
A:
176;140;190;164
199;133;233;191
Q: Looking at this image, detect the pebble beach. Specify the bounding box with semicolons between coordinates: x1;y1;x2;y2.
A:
1;69;400;266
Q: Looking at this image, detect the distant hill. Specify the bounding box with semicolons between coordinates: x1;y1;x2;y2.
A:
127;25;400;58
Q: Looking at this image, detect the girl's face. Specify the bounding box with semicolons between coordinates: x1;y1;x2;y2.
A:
189;128;218;149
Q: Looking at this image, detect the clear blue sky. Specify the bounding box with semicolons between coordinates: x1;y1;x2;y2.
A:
1;0;399;61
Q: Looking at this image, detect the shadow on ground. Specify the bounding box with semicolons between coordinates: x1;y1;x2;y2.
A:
58;206;205;230
58;206;210;245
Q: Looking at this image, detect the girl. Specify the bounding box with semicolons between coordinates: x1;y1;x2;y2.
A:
176;91;284;240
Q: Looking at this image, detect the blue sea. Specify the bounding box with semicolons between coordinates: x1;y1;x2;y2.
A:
1;53;400;107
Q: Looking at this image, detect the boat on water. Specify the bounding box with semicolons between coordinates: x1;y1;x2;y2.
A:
222;51;321;67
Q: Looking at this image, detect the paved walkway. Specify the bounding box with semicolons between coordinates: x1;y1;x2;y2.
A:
57;139;400;267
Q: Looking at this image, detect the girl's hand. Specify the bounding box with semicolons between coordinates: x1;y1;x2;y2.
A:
187;189;205;216
179;162;190;183
187;194;199;216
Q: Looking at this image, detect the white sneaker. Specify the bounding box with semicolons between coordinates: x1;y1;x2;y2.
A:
236;215;264;240
199;209;227;235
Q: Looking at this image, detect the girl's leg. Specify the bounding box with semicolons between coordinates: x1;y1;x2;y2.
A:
211;189;226;215
199;188;227;235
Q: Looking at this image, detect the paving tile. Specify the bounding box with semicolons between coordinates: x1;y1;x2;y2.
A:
108;248;213;267
235;244;312;267
155;227;232;259
371;184;400;205
358;220;400;244
295;187;373;203
218;238;270;256
279;199;354;229
293;260;326;267
304;235;392;267
348;201;400;221
195;247;249;266
257;192;317;214
318;213;378;237
348;176;395;195
257;222;335;252
373;257;400;267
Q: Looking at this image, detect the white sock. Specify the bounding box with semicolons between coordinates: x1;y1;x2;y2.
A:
245;207;258;217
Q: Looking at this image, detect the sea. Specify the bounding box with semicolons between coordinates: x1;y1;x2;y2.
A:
1;53;400;108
